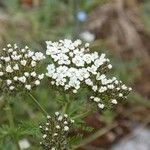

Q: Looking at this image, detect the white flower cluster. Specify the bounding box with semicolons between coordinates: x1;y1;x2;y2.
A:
46;39;132;109
39;112;74;150
46;39;110;93
0;44;45;94
88;71;132;109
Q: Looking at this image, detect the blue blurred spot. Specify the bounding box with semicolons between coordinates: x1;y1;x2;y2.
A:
77;11;87;22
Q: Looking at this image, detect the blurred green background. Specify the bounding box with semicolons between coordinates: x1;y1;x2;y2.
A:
0;0;150;150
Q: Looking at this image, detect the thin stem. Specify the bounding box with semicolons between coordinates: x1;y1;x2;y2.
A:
28;93;48;116
72;110;91;120
15;139;21;150
62;93;70;114
5;103;14;128
63;102;68;114
72;123;117;149
5;102;21;150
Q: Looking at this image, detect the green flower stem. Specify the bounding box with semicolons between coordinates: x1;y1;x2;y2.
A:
5;102;21;150
72;110;91;120
62;93;70;114
28;93;48;117
63;102;68;114
5;103;14;128
72;123;117;149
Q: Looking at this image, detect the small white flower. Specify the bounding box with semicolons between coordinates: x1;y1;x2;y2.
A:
43;134;47;139
99;86;107;93
8;48;13;53
24;72;29;77
98;103;105;109
47;115;51;119
21;60;27;66
3;48;6;51
6;65;13;73
116;87;120;91
107;84;114;89
56;125;60;129
18;76;26;83
33;52;45;61
13;64;19;70
90;96;94;99
73;89;77;93
85;78;93;86
108;64;112;69
69;52;74;57
55;112;59;116
9;86;15;90
122;84;127;90
85;43;90;47
58;116;63;121
13;76;18;81
45;127;49;131
93;97;100;102
115;80;119;84
39;126;42;129
4;57;10;62
92;85;98;91
31;60;36;67
7;44;11;47
27;51;34;57
31;72;36;77
38;74;44;80
35;80;40;85
129;87;132;91
25;85;31;90
64;114;68;118
71;119;75;123
21;48;26;53
64;121;68;125
7;80;12;85
0;72;4;76
64;126;69;131
46;123;50;126
119;93;123;97
53;133;58;136
111;99;117;104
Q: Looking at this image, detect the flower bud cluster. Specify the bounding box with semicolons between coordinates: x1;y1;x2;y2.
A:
39;112;74;150
46;39;131;109
0;44;45;94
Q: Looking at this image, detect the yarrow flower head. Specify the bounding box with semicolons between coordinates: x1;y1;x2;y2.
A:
46;39;110;93
39;112;74;150
0;44;45;95
46;39;132;109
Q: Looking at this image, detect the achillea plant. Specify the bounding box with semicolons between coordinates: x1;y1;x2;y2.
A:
0;40;132;150
0;44;45;95
46;39;132;109
39;112;74;150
